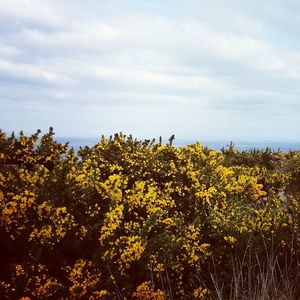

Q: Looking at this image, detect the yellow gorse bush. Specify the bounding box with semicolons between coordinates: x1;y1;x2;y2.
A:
0;129;299;299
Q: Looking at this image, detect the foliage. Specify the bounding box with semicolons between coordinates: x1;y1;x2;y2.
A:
0;129;299;299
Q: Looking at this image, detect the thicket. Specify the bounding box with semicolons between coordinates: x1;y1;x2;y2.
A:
0;128;299;299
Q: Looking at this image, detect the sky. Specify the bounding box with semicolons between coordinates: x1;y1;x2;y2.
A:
1;0;300;141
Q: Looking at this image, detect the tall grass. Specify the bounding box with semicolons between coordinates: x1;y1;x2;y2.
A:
195;236;299;300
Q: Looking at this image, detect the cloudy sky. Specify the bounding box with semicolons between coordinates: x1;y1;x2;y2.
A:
1;0;300;141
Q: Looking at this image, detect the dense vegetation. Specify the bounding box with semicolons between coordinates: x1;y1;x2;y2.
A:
0;128;299;299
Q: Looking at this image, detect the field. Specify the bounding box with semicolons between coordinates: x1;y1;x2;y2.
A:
0;128;299;299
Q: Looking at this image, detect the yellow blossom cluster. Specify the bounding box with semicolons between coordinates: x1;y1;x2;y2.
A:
0;129;299;299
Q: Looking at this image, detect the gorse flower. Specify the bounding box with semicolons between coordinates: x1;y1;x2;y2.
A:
0;129;299;299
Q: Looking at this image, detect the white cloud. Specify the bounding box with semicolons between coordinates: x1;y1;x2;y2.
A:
1;0;300;140
0;43;19;57
0;0;64;28
0;58;73;85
